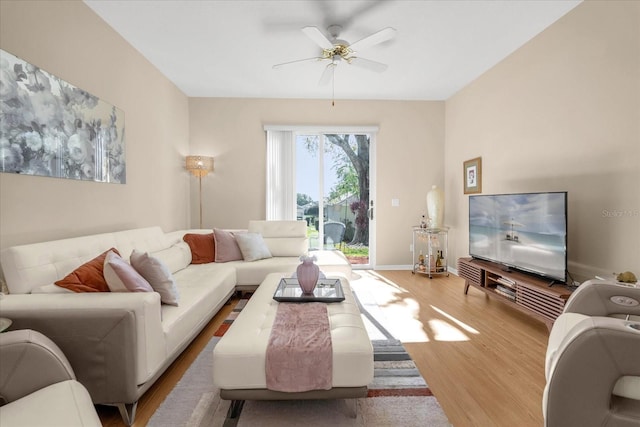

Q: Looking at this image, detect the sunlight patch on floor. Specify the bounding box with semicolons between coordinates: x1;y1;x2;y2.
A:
364;270;409;293
382;297;430;343
350;270;481;343
350;270;429;343
428;318;470;341
430;305;480;335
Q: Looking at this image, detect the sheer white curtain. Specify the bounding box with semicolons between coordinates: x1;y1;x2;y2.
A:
265;130;295;220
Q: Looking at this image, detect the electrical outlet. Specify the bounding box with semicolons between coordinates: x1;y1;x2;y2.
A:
409;244;413;252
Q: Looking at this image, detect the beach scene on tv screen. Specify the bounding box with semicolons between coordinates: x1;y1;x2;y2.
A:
469;193;566;280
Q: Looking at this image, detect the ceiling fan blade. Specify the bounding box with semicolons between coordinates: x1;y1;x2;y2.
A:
348;27;396;51
349;57;388;73
273;57;323;69
302;26;334;50
318;62;336;86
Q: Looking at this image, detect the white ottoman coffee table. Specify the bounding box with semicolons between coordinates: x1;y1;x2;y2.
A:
212;272;373;418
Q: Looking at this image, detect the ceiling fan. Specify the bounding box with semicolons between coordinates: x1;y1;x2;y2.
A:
273;25;397;87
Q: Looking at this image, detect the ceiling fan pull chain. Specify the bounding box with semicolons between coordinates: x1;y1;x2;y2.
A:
332;70;335;107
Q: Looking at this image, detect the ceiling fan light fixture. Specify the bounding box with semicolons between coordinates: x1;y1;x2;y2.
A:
276;24;396;106
322;44;352;61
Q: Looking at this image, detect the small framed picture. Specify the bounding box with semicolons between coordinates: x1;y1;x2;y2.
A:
463;157;482;194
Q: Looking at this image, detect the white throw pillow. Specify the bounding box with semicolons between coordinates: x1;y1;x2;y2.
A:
235;232;273;262
130;249;180;306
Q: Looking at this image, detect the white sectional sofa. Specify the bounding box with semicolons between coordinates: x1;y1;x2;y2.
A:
0;220;350;425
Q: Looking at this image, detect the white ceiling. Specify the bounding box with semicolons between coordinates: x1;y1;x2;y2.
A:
84;0;581;101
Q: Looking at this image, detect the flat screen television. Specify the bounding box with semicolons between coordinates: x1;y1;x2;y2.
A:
469;191;567;283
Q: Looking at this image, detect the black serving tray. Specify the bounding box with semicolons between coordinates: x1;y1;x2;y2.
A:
273;277;345;303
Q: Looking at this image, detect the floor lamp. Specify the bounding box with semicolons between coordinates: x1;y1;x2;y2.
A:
186;155;214;229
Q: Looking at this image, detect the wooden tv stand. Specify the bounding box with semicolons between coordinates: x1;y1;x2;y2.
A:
457;258;573;329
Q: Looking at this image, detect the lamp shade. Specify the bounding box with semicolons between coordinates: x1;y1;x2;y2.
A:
185;155;214;177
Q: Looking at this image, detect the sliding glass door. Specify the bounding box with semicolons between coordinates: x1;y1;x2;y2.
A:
295;133;373;268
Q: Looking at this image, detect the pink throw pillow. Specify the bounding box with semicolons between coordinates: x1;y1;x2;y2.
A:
213;228;243;262
104;250;153;293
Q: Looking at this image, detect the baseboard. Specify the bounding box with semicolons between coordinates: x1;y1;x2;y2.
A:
372;265;459;276
374;265;413;271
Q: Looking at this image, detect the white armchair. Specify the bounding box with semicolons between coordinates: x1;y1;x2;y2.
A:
544;279;640;427
0;329;101;426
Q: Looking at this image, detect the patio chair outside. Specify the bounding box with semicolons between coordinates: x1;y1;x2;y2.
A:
324;221;346;250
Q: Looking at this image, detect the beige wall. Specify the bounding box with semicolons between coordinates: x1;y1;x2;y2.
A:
445;0;640;281
189;98;444;266
0;1;190;249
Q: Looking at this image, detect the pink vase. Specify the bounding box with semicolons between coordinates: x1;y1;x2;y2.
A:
296;256;320;294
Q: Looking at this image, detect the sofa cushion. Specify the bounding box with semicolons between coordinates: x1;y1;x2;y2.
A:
54;248;118;293
248;220;308;257
235;233;272;262
261;238;308;257
234;257;300;286
214;229;243;262
150;242;192;273
104;250;153;293
32;284;74;294
130;250;180;306
162;264;236;355
182;233;215;264
112;226;168;260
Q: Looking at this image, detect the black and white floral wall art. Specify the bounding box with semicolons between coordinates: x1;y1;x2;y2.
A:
0;49;126;183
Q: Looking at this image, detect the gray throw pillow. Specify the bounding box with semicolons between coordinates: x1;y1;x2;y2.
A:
130;249;180;306
235;232;273;262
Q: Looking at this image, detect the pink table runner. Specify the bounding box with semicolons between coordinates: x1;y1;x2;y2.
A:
265;302;333;392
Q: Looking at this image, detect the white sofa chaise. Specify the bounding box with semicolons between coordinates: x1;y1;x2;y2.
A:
0;220;350;425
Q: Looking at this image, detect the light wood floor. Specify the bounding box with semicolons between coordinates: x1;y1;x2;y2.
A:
98;271;549;426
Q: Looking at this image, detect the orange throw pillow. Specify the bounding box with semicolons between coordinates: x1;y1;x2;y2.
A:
55;248;119;292
183;233;215;264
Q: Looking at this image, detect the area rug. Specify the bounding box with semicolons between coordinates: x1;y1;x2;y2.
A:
149;290;450;427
